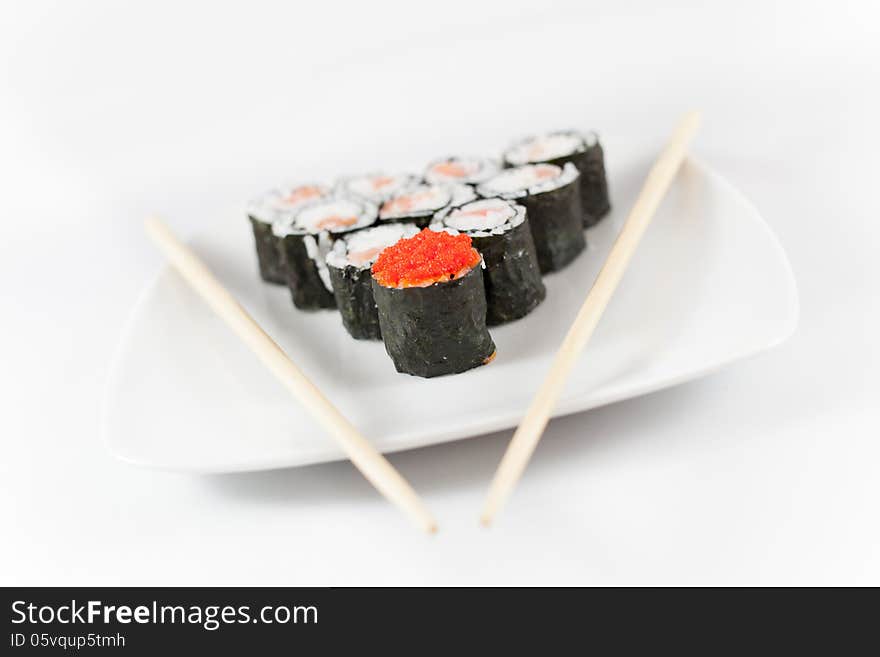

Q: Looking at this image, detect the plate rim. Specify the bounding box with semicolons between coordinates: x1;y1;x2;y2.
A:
102;157;799;473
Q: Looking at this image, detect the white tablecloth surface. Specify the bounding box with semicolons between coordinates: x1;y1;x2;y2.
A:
1;0;877;585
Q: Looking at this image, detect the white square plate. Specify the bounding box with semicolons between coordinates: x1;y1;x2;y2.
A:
104;154;798;473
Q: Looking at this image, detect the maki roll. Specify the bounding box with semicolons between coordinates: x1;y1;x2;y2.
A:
326;223;420;340
336;173;419;204
433;198;545;325
477;163;585;273
246;184;329;284
272;196;378;310
423;156;500;185
503;130;610;227
371;229;496;378
379;183;476;228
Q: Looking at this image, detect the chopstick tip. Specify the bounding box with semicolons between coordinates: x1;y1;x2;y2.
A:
144;215;169;242
683;110;703;129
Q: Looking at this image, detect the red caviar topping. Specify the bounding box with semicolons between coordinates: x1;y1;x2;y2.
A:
372;228;480;288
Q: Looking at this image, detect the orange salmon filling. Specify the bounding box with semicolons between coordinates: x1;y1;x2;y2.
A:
316;215;359;230
527;144;546;161
431;161;471;179
371;176;396;190
533;164;558;180
282;185;323;205
456;207;494;219
348;246;384;267
380;190;433;216
372;228;480;288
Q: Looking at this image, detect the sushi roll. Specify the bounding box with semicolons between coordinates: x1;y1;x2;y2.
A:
371;228;496;378
326;223;420;340
272;196;378;310
336;173;419;204
432;198;545;325
246;184;329;284
503;130;610;227
477;163;585;273
379;183;476;228
423;156;500;185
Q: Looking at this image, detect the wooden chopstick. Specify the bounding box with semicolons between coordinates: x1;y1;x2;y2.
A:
145;217;438;534
480;111;703;527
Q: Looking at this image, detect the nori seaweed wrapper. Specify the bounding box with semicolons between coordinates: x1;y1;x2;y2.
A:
248;216;286;285
571;140;611;226
517;177;586;274
372;265;496;378
275;195;379;310
387;213;435;230
328;263;380;340
504;133;611;228
470;216;546;325
278;233;337;310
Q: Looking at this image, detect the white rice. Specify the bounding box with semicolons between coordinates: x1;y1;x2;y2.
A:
379;183;475;220
272;196;377;237
504;130;597;166
303;232;335;292
246;183;329;225
449;183;478;207
433;198;525;237
326;223;420;270
423;157;500;185
476;162;579;200
337;173;419;203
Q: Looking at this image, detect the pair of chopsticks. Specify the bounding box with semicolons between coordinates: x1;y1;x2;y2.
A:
145;111;701;533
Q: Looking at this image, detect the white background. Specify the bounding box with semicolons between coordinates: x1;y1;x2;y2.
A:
1;0;877;585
